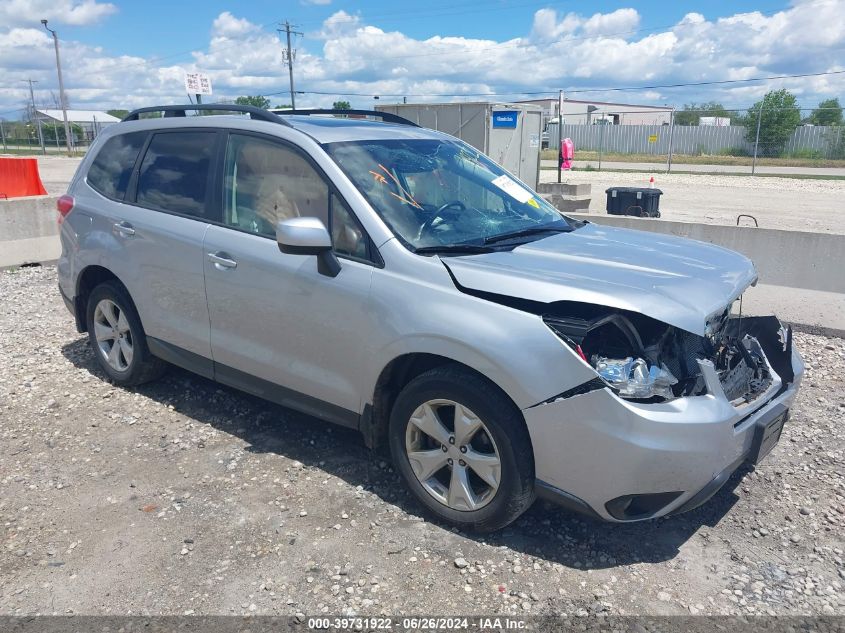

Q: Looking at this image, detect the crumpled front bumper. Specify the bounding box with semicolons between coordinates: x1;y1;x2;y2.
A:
524;320;804;523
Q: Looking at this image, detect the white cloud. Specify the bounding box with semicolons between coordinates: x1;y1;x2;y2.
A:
1;4;844;118
302;0;332;5
212;11;259;39
0;0;116;27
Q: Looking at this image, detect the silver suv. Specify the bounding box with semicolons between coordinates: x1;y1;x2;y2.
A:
57;105;803;531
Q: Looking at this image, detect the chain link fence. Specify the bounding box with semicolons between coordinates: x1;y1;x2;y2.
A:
0;116;106;156
545;106;845;174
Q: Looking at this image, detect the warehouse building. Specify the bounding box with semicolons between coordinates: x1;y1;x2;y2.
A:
515;98;673;126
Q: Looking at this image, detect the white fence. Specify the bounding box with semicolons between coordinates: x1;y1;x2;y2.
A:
549;123;844;157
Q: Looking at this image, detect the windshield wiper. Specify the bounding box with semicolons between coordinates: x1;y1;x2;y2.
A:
413;244;495;256
483;223;572;245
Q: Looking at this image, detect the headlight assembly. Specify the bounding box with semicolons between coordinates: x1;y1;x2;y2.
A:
593;356;678;400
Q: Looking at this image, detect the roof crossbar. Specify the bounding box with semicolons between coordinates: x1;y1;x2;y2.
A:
122;104;292;126
269;108;419;127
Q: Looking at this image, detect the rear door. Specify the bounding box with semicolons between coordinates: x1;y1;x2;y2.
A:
202;131;376;421
109;129;221;368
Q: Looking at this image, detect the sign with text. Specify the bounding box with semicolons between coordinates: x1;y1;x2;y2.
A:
184;72;213;95
647;134;659;143
492;111;519;129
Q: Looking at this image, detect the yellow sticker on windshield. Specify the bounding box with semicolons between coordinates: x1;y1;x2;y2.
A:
527;198;540;208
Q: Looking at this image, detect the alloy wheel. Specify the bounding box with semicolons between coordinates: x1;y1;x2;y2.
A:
405;399;501;511
93;298;133;372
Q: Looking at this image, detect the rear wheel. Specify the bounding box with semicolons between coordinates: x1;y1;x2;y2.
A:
389;365;535;532
86;281;166;386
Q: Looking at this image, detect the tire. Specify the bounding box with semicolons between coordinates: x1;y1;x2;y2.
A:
388;365;535;532
85;280;167;386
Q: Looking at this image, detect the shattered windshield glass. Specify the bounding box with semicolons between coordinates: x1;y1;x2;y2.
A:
323;138;575;251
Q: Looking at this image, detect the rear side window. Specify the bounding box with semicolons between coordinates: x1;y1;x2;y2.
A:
136;131;215;219
86;132;147;200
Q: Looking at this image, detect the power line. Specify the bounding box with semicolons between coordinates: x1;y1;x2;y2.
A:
274;69;845;100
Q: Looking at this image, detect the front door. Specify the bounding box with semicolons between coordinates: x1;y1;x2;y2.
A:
203;132;377;423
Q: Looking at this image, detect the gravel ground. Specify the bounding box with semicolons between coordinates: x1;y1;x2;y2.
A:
1;266;843;617
540;169;845;234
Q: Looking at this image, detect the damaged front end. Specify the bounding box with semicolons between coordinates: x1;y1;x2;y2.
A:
544;303;796;408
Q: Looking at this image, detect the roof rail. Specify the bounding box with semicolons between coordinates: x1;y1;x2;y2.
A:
121;104;292;126
269;108;419;127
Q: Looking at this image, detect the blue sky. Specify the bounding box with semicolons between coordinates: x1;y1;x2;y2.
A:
1;0;843;116
65;0;789;60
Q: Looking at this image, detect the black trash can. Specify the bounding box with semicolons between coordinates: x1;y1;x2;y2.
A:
605;187;662;217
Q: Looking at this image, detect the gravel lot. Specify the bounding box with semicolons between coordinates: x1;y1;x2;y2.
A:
540;169;845;234
1;266;843;617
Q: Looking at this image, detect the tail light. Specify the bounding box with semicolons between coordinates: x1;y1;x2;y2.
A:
56;195;74;224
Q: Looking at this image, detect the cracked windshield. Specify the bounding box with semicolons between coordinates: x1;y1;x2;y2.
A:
325;138;575;251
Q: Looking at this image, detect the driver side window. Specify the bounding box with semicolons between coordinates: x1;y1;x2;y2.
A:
223;134;329;237
223;133;374;262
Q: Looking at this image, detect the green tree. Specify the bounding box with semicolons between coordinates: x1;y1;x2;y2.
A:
272;103;292;110
42;122;84;143
674;102;733;126
234;95;271;109
106;109;129;120
332;100;352;110
746;89;801;157
807;98;843;126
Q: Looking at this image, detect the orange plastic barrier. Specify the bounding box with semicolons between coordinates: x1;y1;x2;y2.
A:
0;157;48;198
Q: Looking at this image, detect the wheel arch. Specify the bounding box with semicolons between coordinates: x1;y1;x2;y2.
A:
362;351;530;455
73;265;131;332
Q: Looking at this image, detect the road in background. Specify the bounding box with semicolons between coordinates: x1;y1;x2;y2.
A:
542;159;845;177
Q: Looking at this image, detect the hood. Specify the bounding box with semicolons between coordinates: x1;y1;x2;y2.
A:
443;223;757;336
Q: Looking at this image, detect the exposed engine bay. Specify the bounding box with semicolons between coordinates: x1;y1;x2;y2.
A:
544;302;795;405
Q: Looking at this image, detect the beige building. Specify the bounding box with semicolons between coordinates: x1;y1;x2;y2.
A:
515;98;673;126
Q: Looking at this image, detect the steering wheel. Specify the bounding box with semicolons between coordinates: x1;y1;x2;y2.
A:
417;201;466;242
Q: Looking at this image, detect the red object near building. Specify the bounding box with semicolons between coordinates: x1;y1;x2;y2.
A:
0;157;48;198
559;137;574;171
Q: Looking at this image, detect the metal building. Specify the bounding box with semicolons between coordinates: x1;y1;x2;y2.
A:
375;102;543;188
515;98;673;126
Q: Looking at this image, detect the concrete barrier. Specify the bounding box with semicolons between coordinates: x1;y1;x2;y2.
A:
1;196;842;297
0;195;60;267
538;182;592;214
569;213;845;294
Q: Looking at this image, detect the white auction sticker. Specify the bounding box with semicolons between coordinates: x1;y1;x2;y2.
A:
491;175;533;204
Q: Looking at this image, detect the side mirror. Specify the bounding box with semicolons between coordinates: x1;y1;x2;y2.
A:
276;217;341;277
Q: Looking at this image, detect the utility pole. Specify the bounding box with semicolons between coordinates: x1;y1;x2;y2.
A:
23;79;46;155
666;106;675;173
279;21;302;110
41;20;72;156
752;102;764;176
557;89;564;183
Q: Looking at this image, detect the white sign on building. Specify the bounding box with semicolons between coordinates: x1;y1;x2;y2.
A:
184;72;213;95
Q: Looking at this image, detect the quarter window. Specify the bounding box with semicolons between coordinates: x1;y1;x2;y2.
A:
331;194;368;260
87;132;147;200
136;131;215;218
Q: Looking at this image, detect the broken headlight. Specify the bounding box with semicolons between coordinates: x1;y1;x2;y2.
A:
594;357;678;400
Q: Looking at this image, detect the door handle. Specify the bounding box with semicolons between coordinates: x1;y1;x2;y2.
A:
113;221;136;237
208;252;238;270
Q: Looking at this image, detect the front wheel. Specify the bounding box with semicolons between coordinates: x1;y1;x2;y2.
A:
389;365;535;532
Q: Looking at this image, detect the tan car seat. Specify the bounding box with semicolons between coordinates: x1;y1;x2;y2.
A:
236;143;301;232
